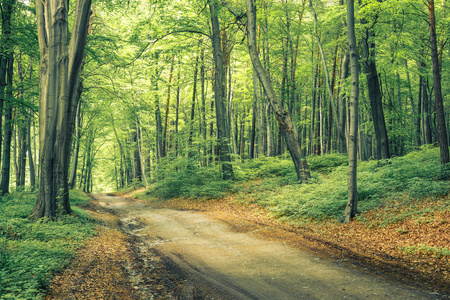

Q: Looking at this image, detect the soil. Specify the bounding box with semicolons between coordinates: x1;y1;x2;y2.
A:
45;193;450;299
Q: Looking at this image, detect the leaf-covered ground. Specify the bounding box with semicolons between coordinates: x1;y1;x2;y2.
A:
45;194;449;298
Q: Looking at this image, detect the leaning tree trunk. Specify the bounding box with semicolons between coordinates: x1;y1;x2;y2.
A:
343;0;359;223
246;0;310;182
428;0;450;168
209;2;234;180
31;0;92;219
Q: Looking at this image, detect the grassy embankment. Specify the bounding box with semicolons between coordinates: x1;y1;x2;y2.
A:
0;190;95;299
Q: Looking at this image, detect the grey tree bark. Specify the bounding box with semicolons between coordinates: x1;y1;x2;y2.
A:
343;0;359;223
68;101;82;189
361;26;390;159
30;0;92;219
209;1;234;180
428;0;450;168
0;0;15;195
0;54;13;195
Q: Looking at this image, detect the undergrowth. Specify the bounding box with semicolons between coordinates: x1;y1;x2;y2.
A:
0;190;95;299
144;147;449;224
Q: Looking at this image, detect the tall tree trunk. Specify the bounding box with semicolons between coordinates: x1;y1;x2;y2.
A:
362;28;390;159
428;0;450;167
209;2;234;180
246;0;310;182
175;61;181;157
31;0;92;219
201;47;207;165
343;0;359;223
250;67;258;158
27;107;36;188
153;52;163;162
17;54;27;188
309;64;318;155
188;55;199;157
68;102;82;189
422;77;433;144
405;59;420;146
0;0;15;195
0;47;13;195
338;52;349;153
240;108;246;161
162;56;175;158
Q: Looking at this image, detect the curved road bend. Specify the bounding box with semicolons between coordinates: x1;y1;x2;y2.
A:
91;193;444;300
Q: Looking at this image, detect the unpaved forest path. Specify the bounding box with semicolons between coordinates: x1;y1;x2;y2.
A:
85;193;442;299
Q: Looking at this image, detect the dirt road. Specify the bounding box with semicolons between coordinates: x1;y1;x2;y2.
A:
90;193;443;299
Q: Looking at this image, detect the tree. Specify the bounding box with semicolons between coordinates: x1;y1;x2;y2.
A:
30;0;92;219
361;8;390;160
428;0;449;170
343;0;359;223
0;0;16;195
209;1;234;180
246;0;310;182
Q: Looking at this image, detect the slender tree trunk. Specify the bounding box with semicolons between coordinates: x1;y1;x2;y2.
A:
188;55;199;156
405;59;420;146
68;101;82;189
422;77;433;144
27;108;36;188
343;0;359;223
0;49;13;195
246;0;310;182
209;2;234;180
162;56;175;157
428;0;450;167
201;47;207;165
17;54;27;188
175;62;181;157
338;52;349;153
0;0;15;195
250;68;258;158
362;27;390;159
309;65;318;155
153;53;163;162
309;0;340;132
240;108;246;161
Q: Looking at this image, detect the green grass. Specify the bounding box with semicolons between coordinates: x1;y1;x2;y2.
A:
144;147;450;224
0;190;95;299
398;244;450;257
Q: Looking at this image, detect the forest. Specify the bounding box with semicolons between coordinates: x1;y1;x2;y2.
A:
0;0;450;298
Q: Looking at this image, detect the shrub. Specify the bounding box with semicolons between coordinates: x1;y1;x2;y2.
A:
0;190;95;299
147;165;232;200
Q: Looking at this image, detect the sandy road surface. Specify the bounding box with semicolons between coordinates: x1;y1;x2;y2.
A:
91;193;443;299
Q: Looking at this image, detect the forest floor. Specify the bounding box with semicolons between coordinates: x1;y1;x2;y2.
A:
45;192;450;299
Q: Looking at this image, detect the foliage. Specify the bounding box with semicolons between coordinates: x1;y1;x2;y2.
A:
0;191;95;299
398;244;450;257
304;153;349;173
254;147;449;222
145;158;232;200
148;148;449;224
